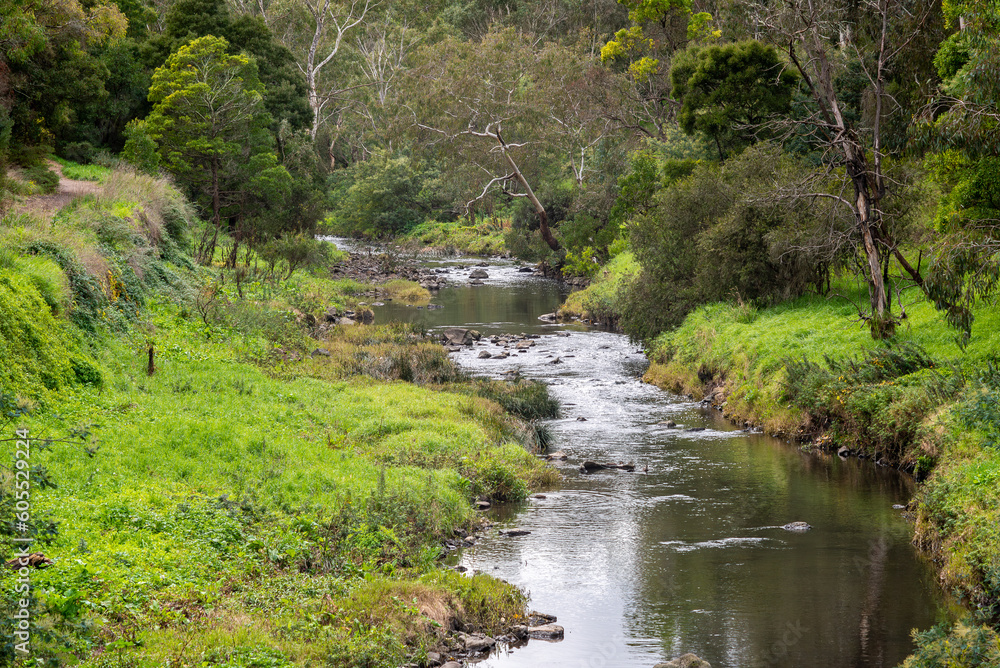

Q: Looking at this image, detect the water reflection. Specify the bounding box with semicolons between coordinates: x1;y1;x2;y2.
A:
323;240;951;668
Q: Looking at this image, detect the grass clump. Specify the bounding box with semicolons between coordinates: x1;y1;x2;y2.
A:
381;279;430;304
53;157;112;182
559;250;639;326
403;218;507;256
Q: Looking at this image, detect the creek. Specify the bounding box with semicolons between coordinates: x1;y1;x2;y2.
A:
332;241;952;668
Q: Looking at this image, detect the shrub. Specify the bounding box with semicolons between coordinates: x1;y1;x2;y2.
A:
25;163;59;194
902;621;1000;667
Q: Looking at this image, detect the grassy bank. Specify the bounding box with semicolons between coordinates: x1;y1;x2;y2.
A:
0;164;557;666
400;219;508;257
557;251;638;325
636;281;1000;659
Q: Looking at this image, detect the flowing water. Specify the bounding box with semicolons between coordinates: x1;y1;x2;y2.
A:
331;241;952;668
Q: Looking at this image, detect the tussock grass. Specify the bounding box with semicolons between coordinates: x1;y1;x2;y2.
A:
382;278;430;304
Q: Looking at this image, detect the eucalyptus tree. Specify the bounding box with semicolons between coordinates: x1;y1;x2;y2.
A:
747;0;938;339
406;28;611;252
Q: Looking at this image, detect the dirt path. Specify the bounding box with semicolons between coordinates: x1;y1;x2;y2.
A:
12;161;102;219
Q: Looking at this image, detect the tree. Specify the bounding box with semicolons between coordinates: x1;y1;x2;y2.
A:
142;0;311;132
407;28;612;252
913;0;1000;343
599;0;718;140
670;40;797;160
142;35;283;261
748;0;937;339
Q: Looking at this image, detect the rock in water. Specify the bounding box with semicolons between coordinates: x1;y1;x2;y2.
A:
469;268;489;279
782;521;812;532
527;623;564;640
654;654;712;668
440;327;478;346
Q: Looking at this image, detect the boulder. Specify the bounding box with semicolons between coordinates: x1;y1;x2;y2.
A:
461;632;496;653
538;312;557;322
469;268;490;279
515;340;534;350
478;351;492;359
475;500;491;510
441;328;478;346
546;451;568;460
337;317;356;326
580;460;605;472
654;654;712;668
310;348;331;357
527;623;564;640
528;611;557;625
659;420;677;428
518;266;535;272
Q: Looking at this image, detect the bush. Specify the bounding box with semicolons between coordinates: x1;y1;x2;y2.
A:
902;621;1000;667
621;144;833;342
25;163;59;194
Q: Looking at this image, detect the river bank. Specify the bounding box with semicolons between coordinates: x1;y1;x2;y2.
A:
0;170;563;666
634;295;1000;661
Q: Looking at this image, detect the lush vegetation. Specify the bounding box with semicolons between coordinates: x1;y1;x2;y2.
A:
0;165;557;666
4;0;1000;663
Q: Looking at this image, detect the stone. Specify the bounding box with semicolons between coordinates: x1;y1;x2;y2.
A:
518;266;534;272
515;340;534;350
527;623;564;640
337;317;356;326
580;460;605;472
837;446;851;457
782;521;812;532
311;348;330;357
546;451;568;460
469;268;490;279
441;328;477;346
659;420;677;428
538;312;557;322
441;663;461;668
476;500;491;510
576;416;587;421
478;351;492;359
653;654;712;668
462;633;496;652
470;279;485;285
555;331;570;337
549;357;563;364
425;652;442;666
499;529;531;537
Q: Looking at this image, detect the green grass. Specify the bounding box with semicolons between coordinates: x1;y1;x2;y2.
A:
403;218;507;256
559;250;639;323
53;157;112;183
0;165;556;666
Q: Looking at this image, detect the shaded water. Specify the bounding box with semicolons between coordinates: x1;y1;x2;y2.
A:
333;242;951;668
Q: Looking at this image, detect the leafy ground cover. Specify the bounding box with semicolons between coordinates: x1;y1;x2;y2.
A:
0;165;557;666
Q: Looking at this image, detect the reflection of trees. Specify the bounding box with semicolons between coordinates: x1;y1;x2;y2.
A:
628;431;940;666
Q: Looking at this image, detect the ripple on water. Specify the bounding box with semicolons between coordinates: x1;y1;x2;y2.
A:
658;537;781;553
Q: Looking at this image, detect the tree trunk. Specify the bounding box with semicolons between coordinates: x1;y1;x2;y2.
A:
501;146;560;252
850;165;893;338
